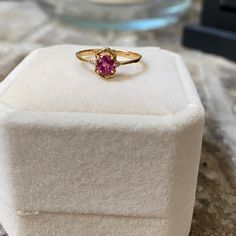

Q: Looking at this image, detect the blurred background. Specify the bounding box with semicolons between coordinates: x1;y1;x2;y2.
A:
0;0;236;235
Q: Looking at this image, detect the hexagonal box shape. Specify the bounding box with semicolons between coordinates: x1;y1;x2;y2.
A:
0;45;204;236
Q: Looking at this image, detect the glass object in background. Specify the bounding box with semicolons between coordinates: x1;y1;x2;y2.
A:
36;0;191;30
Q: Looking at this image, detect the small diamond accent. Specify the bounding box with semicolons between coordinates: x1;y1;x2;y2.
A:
89;60;96;65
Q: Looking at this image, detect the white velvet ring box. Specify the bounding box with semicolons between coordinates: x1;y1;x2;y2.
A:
0;45;204;236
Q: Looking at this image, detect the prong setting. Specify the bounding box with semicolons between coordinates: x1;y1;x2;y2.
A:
95;48;117;79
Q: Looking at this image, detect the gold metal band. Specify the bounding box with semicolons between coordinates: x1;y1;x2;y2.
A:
76;47;142;78
76;48;142;66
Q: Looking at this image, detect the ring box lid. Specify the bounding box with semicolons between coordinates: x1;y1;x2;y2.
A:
0;45;200;116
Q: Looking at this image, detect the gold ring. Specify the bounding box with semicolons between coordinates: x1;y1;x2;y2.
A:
76;47;142;79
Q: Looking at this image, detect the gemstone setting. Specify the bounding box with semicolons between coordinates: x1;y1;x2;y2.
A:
95;48;117;78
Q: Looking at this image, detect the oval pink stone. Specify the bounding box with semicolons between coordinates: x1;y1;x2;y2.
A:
95;55;116;77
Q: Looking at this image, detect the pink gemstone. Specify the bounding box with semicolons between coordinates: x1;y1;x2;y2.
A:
95;55;116;77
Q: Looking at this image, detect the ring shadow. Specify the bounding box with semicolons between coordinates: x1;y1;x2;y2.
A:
81;60;148;82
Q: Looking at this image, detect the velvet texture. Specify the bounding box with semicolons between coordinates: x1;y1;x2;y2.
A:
0;45;204;236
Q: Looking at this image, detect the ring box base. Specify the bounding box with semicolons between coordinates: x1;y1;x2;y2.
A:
0;45;204;236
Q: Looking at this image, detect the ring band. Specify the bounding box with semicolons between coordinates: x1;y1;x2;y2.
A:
76;47;142;78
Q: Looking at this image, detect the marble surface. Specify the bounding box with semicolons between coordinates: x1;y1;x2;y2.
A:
0;1;236;235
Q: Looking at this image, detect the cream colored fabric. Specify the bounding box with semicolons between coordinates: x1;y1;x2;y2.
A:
0;196;194;236
0;45;204;236
0;45;188;115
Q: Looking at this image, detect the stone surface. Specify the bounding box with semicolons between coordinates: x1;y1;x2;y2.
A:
95;54;116;77
0;0;235;235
